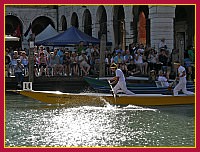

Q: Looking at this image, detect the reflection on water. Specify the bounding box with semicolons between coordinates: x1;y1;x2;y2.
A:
5;93;195;147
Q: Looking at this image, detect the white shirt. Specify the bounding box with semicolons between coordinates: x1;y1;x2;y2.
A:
116;69;125;83
79;55;88;64
159;41;167;49
158;76;169;87
134;54;143;64
178;66;186;78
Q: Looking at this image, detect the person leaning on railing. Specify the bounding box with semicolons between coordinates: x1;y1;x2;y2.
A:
63;51;71;76
79;50;91;76
70;52;79;76
14;59;24;88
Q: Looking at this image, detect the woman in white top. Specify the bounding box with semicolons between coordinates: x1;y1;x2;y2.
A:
134;49;147;74
157;70;169;87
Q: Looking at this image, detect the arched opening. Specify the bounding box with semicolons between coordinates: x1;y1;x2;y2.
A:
113;6;125;49
71;12;79;28
5;15;23;49
96;6;107;40
138;12;146;44
61;15;67;31
175;5;195;50
132;6;149;45
83;9;92;36
175;5;195;65
32;16;55;35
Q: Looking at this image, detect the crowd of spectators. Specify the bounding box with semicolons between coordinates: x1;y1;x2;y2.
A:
5;40;195;82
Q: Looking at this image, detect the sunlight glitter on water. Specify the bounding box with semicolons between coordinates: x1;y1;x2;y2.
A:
5;94;194;147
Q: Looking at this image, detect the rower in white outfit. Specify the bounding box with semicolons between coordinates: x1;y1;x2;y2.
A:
173;61;194;96
109;63;135;95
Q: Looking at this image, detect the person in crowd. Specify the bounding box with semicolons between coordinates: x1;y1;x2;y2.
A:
14;59;24;88
109;63;135;95
127;59;140;76
187;45;195;80
124;49;133;64
105;52;112;75
142;47;150;75
120;62;128;75
113;52;124;64
70;52;79;76
85;43;93;64
10;51;20;76
115;44;124;55
5;49;11;77
157;70;169;87
38;52;48;76
128;43;136;55
38;45;47;56
148;48;158;73
91;45;100;71
173;61;194;96
158;49;168;73
137;44;145;54
57;48;64;65
77;41;85;55
188;45;194;63
112;46;118;55
20;51;29;77
13;50;19;59
79;50;90;76
34;52;39;77
171;49;179;75
45;47;51;65
158;38;167;50
134;49;148;75
50;49;63;76
63;51;71;76
149;70;157;82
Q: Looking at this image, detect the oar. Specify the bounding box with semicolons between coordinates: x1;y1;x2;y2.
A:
168;80;176;91
107;80;117;104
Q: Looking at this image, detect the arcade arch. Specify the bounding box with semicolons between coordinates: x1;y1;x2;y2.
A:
71;12;79;28
83;9;92;36
32;16;55;36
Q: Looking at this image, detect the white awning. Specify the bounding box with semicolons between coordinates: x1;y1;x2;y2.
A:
5;35;20;41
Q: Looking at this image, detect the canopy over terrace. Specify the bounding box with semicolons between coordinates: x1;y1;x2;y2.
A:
5;35;20;41
35;26;102;46
35;24;58;43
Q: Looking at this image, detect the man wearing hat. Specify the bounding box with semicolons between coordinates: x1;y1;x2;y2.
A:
173;61;194;96
109;63;135;95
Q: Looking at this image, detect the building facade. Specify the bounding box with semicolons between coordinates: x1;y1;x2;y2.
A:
5;5;195;59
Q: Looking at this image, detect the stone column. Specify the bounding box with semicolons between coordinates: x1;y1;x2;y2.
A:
124;6;134;47
149;6;176;52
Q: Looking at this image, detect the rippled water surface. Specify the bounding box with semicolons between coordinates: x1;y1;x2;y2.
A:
5;93;195;147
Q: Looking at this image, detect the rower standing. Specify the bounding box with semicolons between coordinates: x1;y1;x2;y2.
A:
173;61;194;96
109;63;135;95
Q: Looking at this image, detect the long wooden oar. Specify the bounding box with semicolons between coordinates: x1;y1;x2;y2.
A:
107;80;117;104
168;80;176;91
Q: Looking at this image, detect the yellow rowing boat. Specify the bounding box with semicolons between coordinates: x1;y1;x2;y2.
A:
9;90;195;106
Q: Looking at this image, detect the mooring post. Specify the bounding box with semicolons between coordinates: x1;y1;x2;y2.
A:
99;34;106;77
28;34;35;83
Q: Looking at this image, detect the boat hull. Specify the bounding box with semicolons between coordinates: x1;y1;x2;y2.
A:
11;90;195;106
